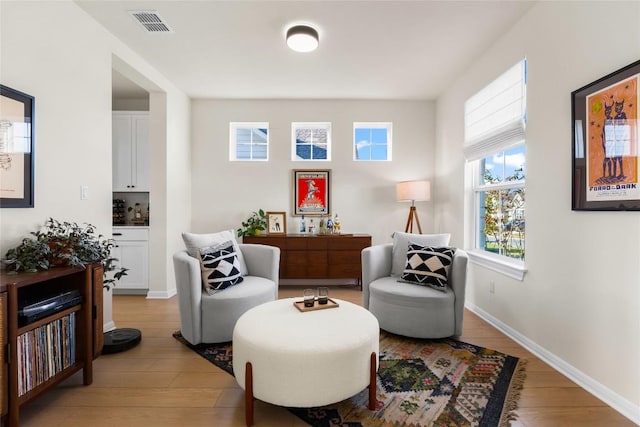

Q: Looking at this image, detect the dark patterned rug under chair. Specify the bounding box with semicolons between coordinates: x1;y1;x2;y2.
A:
172;330;526;427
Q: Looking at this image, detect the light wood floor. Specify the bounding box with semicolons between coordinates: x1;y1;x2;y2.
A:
19;286;634;427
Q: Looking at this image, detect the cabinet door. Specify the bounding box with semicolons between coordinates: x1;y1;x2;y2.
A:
112;112;149;192
132;115;149;191
112;114;133;191
112;240;149;290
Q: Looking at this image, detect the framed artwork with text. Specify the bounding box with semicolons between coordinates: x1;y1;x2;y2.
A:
572;59;640;211
292;169;330;216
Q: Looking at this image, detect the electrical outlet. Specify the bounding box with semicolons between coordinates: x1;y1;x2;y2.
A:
489;281;495;294
81;185;89;200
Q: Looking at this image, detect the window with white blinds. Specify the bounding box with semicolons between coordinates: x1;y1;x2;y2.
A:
464;59;527;161
465;59;528;279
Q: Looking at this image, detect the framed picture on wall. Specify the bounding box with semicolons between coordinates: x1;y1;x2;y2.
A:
292;169;330;216
0;85;35;208
571;59;640;211
266;211;286;234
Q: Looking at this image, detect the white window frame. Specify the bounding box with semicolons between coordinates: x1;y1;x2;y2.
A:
353;122;392;161
229;122;269;161
291;122;331;161
464;59;527;280
470;148;526;280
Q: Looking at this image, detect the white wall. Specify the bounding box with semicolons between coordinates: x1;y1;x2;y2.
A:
190;99;437;245
0;1;191;326
1;1;115;321
435;1;640;422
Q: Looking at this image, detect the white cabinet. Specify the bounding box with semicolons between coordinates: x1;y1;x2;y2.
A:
113;112;149;192
111;227;149;293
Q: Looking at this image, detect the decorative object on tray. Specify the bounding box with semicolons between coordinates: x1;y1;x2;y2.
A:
294;297;339;312
571;59;640;211
303;288;314;307
1;217;128;289
237;209;267;237
318;286;329;304
173;329;526;427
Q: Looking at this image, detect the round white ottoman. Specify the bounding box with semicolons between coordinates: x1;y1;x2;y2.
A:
232;298;379;426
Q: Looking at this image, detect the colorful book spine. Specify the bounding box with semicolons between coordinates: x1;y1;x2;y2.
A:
16;312;76;396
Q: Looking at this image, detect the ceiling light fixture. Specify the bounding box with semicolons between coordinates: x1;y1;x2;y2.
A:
286;25;319;53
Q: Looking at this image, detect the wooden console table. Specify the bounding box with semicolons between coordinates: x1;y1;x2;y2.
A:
242;234;371;286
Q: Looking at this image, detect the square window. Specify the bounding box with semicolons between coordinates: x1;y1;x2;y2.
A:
292;122;331;161
354;122;392;161
230;122;268;161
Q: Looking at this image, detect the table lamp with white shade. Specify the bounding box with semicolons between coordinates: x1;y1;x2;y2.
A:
396;180;431;234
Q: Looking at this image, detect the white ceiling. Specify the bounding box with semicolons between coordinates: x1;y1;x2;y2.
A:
76;0;535;100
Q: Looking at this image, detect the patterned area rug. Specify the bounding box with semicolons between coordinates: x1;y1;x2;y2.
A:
172;330;526;427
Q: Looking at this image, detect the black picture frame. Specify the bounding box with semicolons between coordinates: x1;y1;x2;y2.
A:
571;59;640;211
0;84;35;208
292;169;331;216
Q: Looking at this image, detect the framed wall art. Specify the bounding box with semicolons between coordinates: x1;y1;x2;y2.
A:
292;169;330;216
571;59;640;211
266;211;286;234
0;85;35;208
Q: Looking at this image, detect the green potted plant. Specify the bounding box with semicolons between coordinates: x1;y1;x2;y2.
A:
2;218;128;289
237;209;267;237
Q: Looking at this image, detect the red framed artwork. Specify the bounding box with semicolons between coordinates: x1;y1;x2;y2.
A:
293;169;330;216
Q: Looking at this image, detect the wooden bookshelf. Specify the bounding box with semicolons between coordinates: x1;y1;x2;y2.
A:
0;265;96;427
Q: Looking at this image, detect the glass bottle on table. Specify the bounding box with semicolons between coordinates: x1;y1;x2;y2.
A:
300;215;306;233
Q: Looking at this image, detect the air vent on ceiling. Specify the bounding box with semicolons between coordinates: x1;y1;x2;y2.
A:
129;10;174;33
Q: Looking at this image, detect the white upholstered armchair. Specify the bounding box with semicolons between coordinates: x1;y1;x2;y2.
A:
362;232;468;339
173;241;279;345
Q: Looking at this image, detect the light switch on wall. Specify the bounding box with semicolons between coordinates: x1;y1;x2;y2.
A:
81;185;89;200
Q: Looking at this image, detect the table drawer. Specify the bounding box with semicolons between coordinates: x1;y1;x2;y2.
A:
112;228;149;241
327;236;371;250
329;264;361;278
328;251;361;264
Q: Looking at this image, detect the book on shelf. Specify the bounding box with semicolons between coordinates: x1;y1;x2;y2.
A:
17;312;76;396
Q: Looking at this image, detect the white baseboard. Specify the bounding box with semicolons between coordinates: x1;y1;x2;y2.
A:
146;288;176;299
465;303;640;425
103;320;116;333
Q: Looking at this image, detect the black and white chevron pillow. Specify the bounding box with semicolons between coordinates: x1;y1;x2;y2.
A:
400;243;456;291
198;240;244;294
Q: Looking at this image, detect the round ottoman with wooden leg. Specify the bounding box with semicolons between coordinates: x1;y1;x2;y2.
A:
232;298;379;426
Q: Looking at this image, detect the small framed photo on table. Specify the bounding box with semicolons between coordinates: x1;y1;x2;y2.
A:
266;212;286;234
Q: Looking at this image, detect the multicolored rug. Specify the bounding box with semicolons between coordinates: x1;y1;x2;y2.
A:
173;330;526;427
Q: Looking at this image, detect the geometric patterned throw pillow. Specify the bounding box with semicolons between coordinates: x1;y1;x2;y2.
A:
400;243;456;292
198;240;244;295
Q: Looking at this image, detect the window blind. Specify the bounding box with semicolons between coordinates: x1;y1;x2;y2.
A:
464;59;527;161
